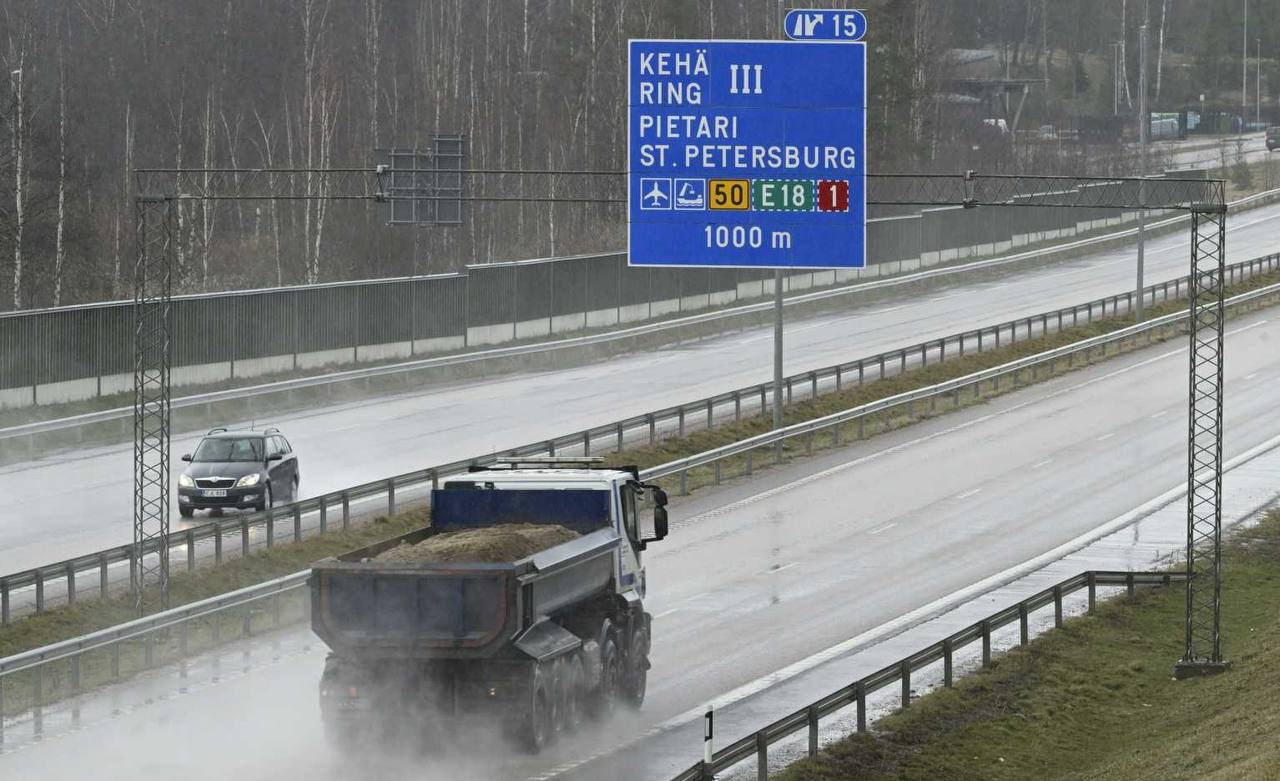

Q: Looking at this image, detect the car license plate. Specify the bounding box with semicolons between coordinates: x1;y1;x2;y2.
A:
202;489;228;498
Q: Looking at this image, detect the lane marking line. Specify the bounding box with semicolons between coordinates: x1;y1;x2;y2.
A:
1032;458;1053;469
868;522;897;536
1096;432;1116;442
678;338;1196;527
956;488;982;500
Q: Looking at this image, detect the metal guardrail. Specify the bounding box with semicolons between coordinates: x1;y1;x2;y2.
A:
670;570;1186;781
0;571;306;739
642;274;1280;489
1;251;1278;624
8;183;1275;446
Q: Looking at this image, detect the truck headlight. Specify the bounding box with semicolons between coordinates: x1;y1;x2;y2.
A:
236;473;261;487
178;473;195;488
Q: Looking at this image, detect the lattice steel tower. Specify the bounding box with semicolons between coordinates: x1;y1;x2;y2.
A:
132;195;174;613
1176;202;1231;677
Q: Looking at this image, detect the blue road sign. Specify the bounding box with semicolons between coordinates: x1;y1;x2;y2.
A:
783;9;868;41
628;40;866;269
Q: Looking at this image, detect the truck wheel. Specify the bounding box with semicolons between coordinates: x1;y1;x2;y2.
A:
522;687;552;753
323;723;364;756
588;636;621;721
622;624;650;708
561;655;585;733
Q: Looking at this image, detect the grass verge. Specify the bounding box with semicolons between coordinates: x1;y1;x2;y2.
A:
775;510;1280;781
3;267;1279;715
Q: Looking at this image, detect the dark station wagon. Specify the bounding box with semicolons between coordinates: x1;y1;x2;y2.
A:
177;427;300;517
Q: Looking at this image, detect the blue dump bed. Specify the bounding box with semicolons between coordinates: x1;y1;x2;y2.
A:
310;489;620;660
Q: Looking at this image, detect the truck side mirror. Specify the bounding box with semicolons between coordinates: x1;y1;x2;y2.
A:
654;506;669;540
652;487;668;508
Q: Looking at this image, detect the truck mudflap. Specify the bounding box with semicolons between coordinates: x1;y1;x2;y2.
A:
514;619;582;663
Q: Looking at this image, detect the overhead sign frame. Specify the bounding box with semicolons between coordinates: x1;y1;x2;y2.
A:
627;39;867;270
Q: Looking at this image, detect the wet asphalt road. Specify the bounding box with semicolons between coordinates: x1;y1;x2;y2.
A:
1;201;1279;575
3;305;1279;781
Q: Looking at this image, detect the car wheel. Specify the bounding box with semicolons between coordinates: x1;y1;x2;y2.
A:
291;475;300;502
256;484;272;513
179;505;194;518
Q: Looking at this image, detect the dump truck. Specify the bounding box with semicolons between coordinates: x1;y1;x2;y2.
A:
309;459;670;751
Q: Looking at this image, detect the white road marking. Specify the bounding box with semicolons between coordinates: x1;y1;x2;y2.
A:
529;428;1280;781
955;488;982;500
1229;319;1269;336
767;562;798;575
679;340;1191;526
1150;410;1170;419
866;305;907;315
1032;458;1053;469
654;607;685;620
1245;373;1259;381
1096;432;1115;442
868;522;897;535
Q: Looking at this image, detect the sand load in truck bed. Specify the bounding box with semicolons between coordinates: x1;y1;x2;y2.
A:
374;523;582;564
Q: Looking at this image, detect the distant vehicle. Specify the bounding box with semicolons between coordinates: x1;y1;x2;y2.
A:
1267;126;1280;152
176;427;299;517
982;117;1009;135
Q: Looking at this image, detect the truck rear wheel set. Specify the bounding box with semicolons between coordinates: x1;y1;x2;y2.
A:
520;616;648;752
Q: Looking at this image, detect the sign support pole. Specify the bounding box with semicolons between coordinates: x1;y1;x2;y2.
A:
1135;24;1148;322
773;270;784;448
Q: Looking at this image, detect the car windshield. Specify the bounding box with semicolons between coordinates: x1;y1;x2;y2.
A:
192;437;264;463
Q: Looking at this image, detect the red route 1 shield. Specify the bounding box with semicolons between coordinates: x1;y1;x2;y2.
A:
817;179;850;212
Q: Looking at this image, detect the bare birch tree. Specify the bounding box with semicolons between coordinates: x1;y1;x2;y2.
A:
251;109;284;286
1155;0;1170;100
200;86;217;288
53;22;67;305
6;19;30;309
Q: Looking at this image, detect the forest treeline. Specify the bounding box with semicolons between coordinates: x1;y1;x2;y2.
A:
0;0;1271;310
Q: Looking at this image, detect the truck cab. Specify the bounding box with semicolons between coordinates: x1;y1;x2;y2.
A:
447;462;667;601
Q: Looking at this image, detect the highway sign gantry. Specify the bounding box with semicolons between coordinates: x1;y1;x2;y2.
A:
628;40;867;269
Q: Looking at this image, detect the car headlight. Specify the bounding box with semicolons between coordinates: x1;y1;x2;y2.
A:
236;473;261;487
178;474;195;488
